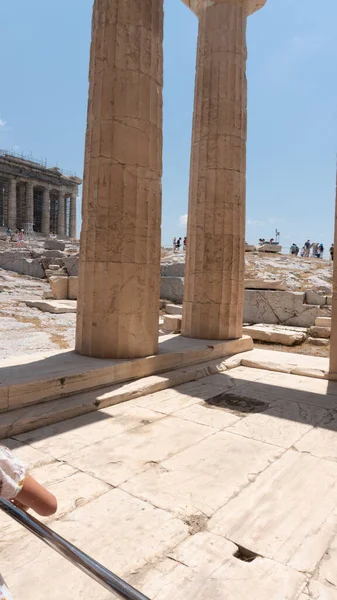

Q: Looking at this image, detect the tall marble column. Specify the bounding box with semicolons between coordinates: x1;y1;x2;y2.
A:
69;191;77;238
57;190;65;237
329;169;337;376
25;180;35;232
7;178;17;229
41;186;51;236
182;0;267;340
76;0;164;359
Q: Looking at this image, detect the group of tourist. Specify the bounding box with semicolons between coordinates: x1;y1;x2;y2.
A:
6;228;25;246
173;237;187;252
290;240;334;260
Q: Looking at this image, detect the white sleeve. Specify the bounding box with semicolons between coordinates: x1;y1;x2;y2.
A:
0;446;27;499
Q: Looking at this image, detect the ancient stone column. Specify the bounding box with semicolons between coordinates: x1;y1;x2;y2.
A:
7;178;17;229
69;191;77;238
76;0;163;359
57;190;66;237
41;186;51;236
25;180;35;232
329;170;337;376
182;0;267;340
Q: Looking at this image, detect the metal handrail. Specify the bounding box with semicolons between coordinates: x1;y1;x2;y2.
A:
0;499;150;600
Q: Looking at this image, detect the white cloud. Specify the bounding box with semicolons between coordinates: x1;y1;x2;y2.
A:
179;214;188;227
0;119;6;127
247;219;265;226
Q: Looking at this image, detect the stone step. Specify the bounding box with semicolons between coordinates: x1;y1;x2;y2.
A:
315;317;332;327
0;356;242;439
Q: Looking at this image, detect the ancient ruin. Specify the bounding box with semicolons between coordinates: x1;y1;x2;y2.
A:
76;0;267;359
0;150;82;237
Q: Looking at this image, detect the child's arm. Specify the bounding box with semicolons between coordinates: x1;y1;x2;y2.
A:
15;474;57;517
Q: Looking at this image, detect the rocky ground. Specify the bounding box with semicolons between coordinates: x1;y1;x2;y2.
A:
162;249;334;294
0;251;334;360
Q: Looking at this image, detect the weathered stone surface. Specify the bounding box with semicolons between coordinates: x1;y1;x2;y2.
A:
76;0;163;359
295;412;337;461
209;450;337;572
183;0;248;340
49;276;68;300
63;254;78;276
161;263;185;277
226;400;327;449
316;316;332;327
1;489;188;600
165;303;183;315
44;239;65;251
309;326;331;339
25;300;76;314
160;276;184;303
305;289;326;306
244;290;320;327
122;431;282;517
308;581;337;600
63;417;213;486
308;337;330;346
68;276;78;300
131;532;305;600
243;324;306;346
0;251;45;278
163;315;182;332
245;279;285;290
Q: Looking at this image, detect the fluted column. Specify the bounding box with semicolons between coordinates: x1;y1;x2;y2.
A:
57;190;65;237
41;186;51;236
7;178;17;229
25;180;34;231
182;0;267;340
70;191;77;238
76;0;163;359
329;170;337;376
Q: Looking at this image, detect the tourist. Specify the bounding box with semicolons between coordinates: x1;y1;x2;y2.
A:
183;237;187;251
0;445;57;599
311;242;318;258
6;228;12;238
304;239;311;257
318;242;324;259
176;237;181;251
290;243;299;256
330;244;334;261
173;237;177;252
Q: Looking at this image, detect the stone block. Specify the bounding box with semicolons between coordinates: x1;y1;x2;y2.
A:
327;296;332;306
165;304;183;315
49;276;69;300
163;315;182;332
68;276;78;300
243;324;307;346
44;239;66;251
244;279;285;290
63;254;79;276
25;300;77;314
160;263;185;277
309;326;331;339
316;317;332;327
0;251;45;278
243;290;319;327
160;277;184;303
308;337;329;347
305;290;326;306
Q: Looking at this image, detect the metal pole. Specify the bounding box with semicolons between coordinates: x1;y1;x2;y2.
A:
0;499;150;600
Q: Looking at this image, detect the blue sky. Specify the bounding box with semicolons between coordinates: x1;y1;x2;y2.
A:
0;0;336;251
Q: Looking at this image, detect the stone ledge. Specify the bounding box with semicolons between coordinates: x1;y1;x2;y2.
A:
0;335;253;413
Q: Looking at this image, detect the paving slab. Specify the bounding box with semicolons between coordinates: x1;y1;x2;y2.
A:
307;581;337;599
122;431;282;517
314;532;337;589
130;533;305;600
1;489;188;600
63;416;213;486
241;348;329;378
25;299;77;313
226;400;328;448
295;411;337;460
209;450;337;572
15;404;164;459
174;401;242;429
